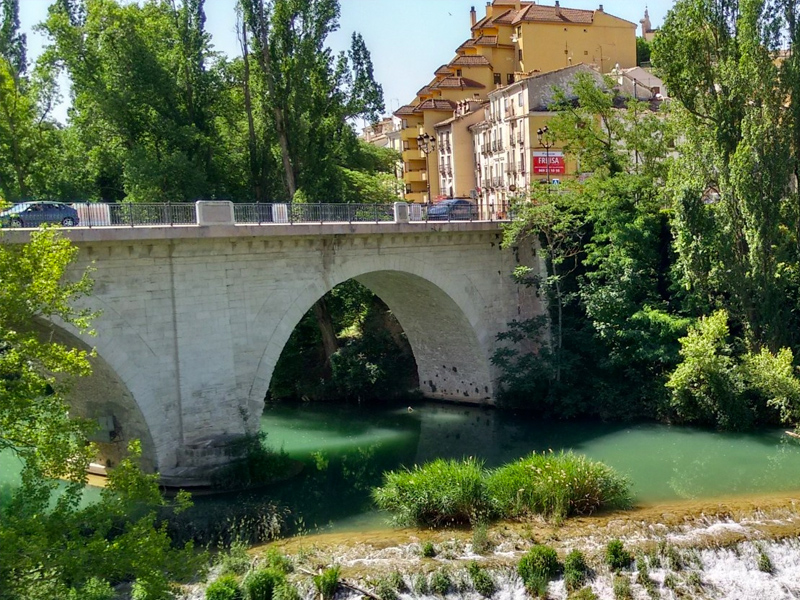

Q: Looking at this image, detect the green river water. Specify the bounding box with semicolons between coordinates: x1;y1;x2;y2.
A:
4;400;800;536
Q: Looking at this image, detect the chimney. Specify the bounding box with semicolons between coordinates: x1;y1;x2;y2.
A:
555;0;561;16
598;4;604;11
470;5;476;26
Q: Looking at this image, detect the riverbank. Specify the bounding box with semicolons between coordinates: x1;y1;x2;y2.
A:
218;493;800;600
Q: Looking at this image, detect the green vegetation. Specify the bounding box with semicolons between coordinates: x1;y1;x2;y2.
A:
487;451;631;519
605;539;633;572
569;588;598;600
313;566;340;600
420;541;437;558
467;561;495;597
496;0;800;435
0;229;204;599
612;575;633;600
563;549;589;592
372;457;492;527
429;568;452;596
206;575;244;600
374;454;630;527
471;522;492;554
242;567;286;600
517;545;560;597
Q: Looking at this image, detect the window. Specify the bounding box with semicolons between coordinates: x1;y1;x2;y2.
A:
584;50;588;55
456;69;462;77
493;72;501;85
507;73;515;84
517;92;523;106
518;49;523;61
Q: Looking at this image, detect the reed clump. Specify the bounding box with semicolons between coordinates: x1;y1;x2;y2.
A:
487;451;632;520
373;452;630;527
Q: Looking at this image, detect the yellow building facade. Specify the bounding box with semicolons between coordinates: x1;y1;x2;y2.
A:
393;0;636;203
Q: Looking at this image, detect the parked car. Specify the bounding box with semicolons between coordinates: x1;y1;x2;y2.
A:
426;198;477;221
0;201;80;228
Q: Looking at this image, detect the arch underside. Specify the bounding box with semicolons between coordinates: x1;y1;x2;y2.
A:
33;320;157;473
355;271;493;403
248;267;495;413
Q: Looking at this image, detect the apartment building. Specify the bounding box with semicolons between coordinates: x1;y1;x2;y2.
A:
392;0;636;203
472;64;605;214
433;100;486;200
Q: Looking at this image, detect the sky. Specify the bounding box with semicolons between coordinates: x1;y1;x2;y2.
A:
18;0;676;123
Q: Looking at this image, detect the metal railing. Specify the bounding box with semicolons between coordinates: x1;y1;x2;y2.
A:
4;201;512;229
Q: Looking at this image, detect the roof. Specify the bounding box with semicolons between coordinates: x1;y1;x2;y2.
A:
414;99;457;112
474;35;499;46
449;55;491;67
393;105;417;117
456;38;477;51
431;76;486;90
435;64;453;76
513;4;594;25
416;85;433;96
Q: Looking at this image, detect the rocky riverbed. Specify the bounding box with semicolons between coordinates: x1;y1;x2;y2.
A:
187;494;800;600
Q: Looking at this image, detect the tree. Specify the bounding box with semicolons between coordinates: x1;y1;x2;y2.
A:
654;0;798;353
0;228;202;599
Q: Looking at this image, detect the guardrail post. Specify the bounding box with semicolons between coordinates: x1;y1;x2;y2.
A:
129;203;134;227
289;202;294;225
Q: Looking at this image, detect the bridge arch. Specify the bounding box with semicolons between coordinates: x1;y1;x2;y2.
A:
246;254;497;421
32;320;158;472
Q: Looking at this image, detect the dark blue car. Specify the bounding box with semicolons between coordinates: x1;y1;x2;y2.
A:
0;201;80;228
426;198;477;221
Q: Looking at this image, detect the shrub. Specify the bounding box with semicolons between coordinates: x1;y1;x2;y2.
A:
612;575;632;600
68;578;115;600
430;569;451;596
206;575;243;600
605;539;632;572
467;561;495;597
374;572;405;600
421;541;436;558
411;573;429;595
487;451;631;520
757;549;774;574
569;588;598;600
273;582;301;600
472;523;492;554
372;458;493;527
262;547;293;573
217;541;251;576
242;568;285;600
518;545;560;595
313;566;340;600
563;549;588;592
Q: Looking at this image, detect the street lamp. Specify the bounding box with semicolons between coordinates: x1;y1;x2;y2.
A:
537;126;554;185
416;132;436;206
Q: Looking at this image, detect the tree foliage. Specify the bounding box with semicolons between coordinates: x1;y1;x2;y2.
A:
0;229;203;599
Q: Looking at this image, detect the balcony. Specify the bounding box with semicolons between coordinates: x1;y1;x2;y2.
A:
402;149;424;162
446;166;453;177
517;132;524;144
405;170;428;183
510;136;516;146
491;141;497;152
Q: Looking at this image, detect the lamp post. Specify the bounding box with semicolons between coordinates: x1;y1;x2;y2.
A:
537;126;554;185
416;132;436;206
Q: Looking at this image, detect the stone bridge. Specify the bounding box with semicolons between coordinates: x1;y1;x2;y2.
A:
6;214;543;482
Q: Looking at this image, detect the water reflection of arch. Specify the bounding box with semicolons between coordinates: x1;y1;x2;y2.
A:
247;257;496;417
34;319;158;473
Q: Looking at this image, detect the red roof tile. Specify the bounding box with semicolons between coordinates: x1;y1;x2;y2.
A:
449;55;491;67
414;99;457;112
513;4;594;25
431;76;486;90
393;105;417;117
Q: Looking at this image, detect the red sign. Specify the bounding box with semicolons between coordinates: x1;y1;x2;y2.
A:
532;151;565;175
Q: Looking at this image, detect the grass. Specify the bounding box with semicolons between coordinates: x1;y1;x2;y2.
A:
518;544;560;597
242;568;285;600
605;539;633;572
373;452;630;527
563;549;588;592
467;561;495;597
372;457;492;527
487;451;631;520
313;566;340;600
